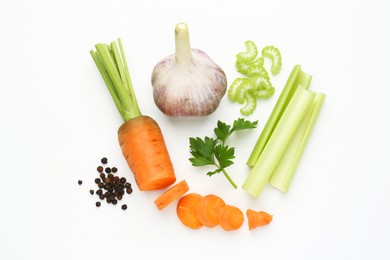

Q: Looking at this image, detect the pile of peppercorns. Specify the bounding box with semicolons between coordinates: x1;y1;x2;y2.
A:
78;157;133;210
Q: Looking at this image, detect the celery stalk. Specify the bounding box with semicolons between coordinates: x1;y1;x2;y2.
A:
242;86;315;198
246;65;312;167
269;93;326;192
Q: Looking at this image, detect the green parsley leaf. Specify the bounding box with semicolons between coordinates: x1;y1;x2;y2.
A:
215;144;235;169
189;137;216;166
188;118;258;189
231;118;258;132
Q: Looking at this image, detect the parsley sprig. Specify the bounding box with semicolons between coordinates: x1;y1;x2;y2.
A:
189;118;258;188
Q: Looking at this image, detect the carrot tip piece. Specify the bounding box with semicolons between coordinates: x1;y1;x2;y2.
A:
246;209;273;230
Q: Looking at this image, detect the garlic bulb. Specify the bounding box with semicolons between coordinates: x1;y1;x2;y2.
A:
151;23;227;116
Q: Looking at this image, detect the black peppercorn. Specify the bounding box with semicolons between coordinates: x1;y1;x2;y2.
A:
97;166;104;173
105;167;111;174
111;167;118;173
121;204;127;210
78;180;83;185
96;202;101;207
89;189;94;195
101;157;108;164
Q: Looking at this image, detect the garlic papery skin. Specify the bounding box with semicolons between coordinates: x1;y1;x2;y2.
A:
151;23;227;117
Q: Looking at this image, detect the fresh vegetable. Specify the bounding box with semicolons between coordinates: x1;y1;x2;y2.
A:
262;46;282;75
243;86;315;197
90;38;176;191
189;118;258;188
246;209;273;230
269;92;326;192
197;194;226;228
177;193;204;229
243;65;326;197
228;41;281;116
218;205;244;231
154;180;189;211
151;22;227;116
247;65;312;167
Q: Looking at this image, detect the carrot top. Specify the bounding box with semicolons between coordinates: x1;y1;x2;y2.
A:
90;38;141;122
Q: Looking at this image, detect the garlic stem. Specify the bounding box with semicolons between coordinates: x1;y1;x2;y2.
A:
175;23;192;65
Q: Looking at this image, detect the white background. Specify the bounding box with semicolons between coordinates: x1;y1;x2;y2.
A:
1;0;389;259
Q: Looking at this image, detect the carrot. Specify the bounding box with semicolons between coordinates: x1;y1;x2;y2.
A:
218;205;244;231
154;180;189;210
246;209;273;230
197;194;226;228
90;39;176;191
177;193;204;229
118;116;176;190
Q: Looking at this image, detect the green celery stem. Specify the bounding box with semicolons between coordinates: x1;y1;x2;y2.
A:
246;65;312;167
242;86;315;197
269;93;326;192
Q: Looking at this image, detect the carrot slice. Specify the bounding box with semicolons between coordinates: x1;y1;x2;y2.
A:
246;209;273;230
218;205;244;231
197;194;226;228
154;180;189;211
177;193;203;229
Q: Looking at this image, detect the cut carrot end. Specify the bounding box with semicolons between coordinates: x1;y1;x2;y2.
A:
197;194;226;228
177;193;204;229
154;180;189;211
218;205;244;231
118;116;176;191
246;209;273;230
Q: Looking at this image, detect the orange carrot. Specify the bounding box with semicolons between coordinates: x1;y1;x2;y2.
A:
218;205;244;231
177;193;204;229
91;39;176;191
246;209;273;230
197;194;226;228
118;116;176;191
154;180;189;211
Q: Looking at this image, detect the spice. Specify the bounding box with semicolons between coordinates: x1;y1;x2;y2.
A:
101;157;108;164
80;157;133;209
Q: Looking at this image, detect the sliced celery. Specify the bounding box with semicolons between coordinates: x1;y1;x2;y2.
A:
228;78;246;101
269;93;326;192
247;65;312;167
236;40;258;63
262;46;282;75
242;86;315;198
240;91;257;116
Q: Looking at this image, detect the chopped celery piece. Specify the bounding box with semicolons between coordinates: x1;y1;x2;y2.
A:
269;93;326;192
262;46;282;75
236;40;258;63
240;91;257;116
247;65;312;167
236;57;264;75
246;64;270;79
235;79;257;104
242;86;316;197
228;78;246;101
